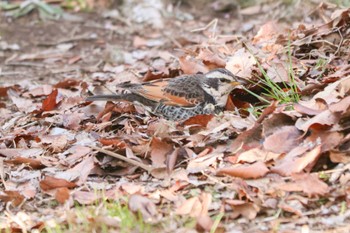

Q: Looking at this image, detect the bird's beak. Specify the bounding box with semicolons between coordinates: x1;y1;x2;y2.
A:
230;81;242;86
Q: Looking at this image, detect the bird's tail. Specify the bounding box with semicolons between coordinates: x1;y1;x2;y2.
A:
86;93;158;108
86;94;124;102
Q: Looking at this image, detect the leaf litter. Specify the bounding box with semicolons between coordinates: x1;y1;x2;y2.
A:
1;1;350;232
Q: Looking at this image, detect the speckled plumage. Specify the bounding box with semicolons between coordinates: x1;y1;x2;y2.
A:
86;68;246;120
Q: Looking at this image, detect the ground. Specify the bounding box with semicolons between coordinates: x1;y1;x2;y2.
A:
0;0;350;232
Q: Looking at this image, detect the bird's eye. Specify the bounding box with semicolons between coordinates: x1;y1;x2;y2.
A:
219;78;230;83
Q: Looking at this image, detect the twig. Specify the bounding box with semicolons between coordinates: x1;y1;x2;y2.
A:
281;166;349;181
89;145;153;173
0;158;8;190
37;33;97;46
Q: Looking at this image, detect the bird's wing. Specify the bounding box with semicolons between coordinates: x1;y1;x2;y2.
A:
127;75;206;107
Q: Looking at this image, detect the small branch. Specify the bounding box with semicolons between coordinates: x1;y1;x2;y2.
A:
0;158;8;190
90;145;153;173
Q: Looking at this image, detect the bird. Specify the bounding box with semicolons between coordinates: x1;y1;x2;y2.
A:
86;68;246;121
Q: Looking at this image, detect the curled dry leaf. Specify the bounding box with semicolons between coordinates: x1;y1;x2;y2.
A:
217;161;269;179
295;109;340;131
166;147;183;174
197;48;226;68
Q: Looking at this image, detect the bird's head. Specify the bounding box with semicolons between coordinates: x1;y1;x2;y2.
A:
202;68;247;107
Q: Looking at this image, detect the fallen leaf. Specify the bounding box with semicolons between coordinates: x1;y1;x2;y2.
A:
5;157;45;169
226;48;256;78
225;200;260;219
183;114;214;128
272;145;322;176
176;196;202;217
55;187;70;204
263;126;302;153
217;161;269;179
237;148;280;163
42;89;58;111
128;194;158;221
40;176;77;191
179;56;209;74
150;137;172;167
279;173;329;196
0;191;25;206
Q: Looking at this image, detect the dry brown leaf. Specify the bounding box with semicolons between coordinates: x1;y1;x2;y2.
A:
272;145;322;176
179;56;209;74
67;156;96;185
294;102;324;116
0;148;43;159
0;86;9;97
226;200;260;220
279;200;303;216
40;134;68;153
329;150;350;163
263;126;302;153
42;89;58;111
226;48;256;78
176;196;202;217
150;137;172;167
128;194;158;221
5;157;45;169
0;191;25;206
253;21;280;44
62;112;85;130
295;109;339;131
99;137;127;149
24;85;53;97
40;176;77;191
279;173;329;196
54;79;80;89
187;152;223;174
197;48;226;68
55;187;70;204
166;148;188;174
182;114;214;128
237;148;280;163
217;161;269;179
